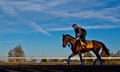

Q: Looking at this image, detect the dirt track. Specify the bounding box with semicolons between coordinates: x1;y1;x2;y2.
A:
0;65;119;72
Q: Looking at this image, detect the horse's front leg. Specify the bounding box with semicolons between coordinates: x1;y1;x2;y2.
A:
68;53;76;65
79;53;84;67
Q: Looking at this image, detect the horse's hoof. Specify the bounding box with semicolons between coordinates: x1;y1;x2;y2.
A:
93;58;98;65
67;59;71;65
67;62;70;65
81;62;85;68
100;62;103;66
93;63;95;66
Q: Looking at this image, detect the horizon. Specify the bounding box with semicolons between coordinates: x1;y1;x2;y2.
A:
0;0;120;57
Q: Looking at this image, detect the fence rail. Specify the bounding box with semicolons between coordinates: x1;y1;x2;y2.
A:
6;56;120;59
0;56;119;65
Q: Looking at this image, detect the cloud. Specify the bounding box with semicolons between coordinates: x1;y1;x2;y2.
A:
0;0;120;35
48;25;120;31
0;0;120;24
0;0;18;16
48;7;120;24
85;25;120;29
0;0;69;14
45;0;120;24
0;40;24;43
0;29;20;34
28;22;51;36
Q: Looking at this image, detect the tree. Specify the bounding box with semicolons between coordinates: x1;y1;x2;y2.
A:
110;52;114;57
41;59;47;62
8;45;25;62
116;50;120;56
110;50;120;57
14;45;25;57
8;49;15;62
8;49;15;57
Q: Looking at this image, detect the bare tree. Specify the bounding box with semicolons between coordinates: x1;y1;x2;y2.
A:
8;49;14;57
8;49;15;62
8;45;26;62
14;45;25;57
116;50;120;56
110;50;120;57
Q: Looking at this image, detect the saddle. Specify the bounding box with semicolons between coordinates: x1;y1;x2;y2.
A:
80;40;93;49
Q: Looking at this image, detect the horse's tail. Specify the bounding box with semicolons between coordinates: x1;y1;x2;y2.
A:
101;42;110;57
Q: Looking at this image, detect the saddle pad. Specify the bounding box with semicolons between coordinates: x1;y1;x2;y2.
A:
86;40;93;49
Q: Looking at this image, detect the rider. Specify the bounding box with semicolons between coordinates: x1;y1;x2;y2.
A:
72;24;87;49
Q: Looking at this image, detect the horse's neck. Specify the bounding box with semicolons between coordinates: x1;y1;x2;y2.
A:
69;39;78;53
69;39;76;47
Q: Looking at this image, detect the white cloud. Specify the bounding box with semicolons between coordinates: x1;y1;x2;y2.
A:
0;0;119;24
48;7;120;24
28;22;51;36
48;25;120;31
0;40;24;43
0;0;120;35
0;1;18;16
0;0;69;13
85;25;120;29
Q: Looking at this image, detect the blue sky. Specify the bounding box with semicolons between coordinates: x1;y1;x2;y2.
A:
0;0;120;57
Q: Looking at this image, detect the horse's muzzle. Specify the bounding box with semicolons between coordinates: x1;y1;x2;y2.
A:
62;44;66;48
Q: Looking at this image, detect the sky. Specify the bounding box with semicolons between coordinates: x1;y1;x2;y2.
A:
0;0;120;57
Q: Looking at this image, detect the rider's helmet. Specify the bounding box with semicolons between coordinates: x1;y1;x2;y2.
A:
72;24;77;27
72;24;78;29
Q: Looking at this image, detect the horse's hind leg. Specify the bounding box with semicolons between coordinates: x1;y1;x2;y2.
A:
94;52;103;66
68;53;76;65
93;58;98;65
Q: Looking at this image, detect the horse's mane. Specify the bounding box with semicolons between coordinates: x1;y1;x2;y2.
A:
65;34;75;39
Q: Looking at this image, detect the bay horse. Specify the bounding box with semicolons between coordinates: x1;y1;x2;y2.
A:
62;34;110;66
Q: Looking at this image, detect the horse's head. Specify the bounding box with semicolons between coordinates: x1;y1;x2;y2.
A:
62;34;67;48
62;34;75;48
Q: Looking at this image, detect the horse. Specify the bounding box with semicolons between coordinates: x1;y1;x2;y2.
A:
62;34;110;66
